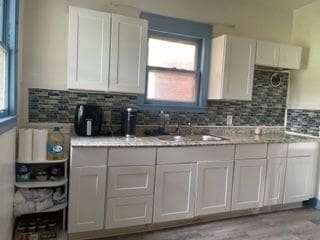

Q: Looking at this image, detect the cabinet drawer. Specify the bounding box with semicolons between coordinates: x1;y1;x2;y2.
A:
157;145;235;164
235;144;267;160
105;195;153;229
268;144;287;158
71;147;108;167
108;148;156;166
288;142;318;157
107;166;155;198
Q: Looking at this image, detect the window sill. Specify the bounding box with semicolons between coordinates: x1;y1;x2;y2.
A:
0;116;16;135
138;104;207;113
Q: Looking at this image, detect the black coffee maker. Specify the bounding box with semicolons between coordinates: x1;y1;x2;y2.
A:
121;108;137;138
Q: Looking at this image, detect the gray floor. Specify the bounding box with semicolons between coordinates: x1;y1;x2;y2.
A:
100;207;320;240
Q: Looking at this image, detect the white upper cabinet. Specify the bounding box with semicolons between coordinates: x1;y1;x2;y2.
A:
208;35;256;101
255;40;280;67
279;44;302;70
109;14;148;94
256;40;302;69
68;7;111;91
68;7;148;94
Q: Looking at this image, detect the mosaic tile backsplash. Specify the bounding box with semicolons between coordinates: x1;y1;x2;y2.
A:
29;70;289;129
286;109;320;136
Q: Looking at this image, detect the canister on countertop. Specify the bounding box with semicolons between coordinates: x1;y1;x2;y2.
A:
121;108;137;138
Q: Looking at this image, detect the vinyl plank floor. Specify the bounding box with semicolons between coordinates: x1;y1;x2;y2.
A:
96;207;320;240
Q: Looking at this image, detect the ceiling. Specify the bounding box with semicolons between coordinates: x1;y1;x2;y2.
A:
249;0;319;11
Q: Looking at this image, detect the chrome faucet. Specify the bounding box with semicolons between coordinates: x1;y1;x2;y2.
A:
176;120;181;136
160;110;170;134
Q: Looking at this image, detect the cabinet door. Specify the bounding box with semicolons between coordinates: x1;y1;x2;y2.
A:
68;7;111;91
264;158;286;206
195;161;233;216
232;159;266;210
222;35;256;100
284;156;314;203
279;45;302;69
107;166;155;198
109;14;148;94
256;40;280;67
68;166;107;233
105;195;153;229
153;164;196;223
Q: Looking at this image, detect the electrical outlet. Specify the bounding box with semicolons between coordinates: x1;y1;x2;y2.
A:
227;115;233;125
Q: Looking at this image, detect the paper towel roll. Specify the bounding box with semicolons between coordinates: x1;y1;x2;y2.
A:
32;129;48;161
18;128;33;162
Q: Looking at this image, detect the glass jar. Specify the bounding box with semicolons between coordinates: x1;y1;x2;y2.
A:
15;225;27;240
27;226;38;240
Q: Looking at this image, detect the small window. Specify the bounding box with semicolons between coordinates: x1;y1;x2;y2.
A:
0;0;18;134
0;46;8;115
138;12;212;112
147;36;199;103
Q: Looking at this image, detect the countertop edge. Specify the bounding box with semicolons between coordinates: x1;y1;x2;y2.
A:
70;134;319;148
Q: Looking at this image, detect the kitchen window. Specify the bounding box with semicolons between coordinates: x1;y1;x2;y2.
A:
138;12;212;112
147;36;199;103
0;0;18;134
0;45;8;116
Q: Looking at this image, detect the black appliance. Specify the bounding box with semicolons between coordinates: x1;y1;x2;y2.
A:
121;108;137;138
74;105;102;136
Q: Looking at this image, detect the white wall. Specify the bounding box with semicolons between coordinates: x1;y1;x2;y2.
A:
288;1;320;109
0;128;16;240
19;0;294;125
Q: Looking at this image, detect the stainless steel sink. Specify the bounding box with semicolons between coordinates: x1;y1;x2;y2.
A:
156;134;225;142
157;135;191;142
191;135;224;141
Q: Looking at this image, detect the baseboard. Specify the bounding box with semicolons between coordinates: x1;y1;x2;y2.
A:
68;202;303;240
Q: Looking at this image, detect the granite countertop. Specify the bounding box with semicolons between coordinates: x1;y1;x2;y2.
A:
71;132;319;148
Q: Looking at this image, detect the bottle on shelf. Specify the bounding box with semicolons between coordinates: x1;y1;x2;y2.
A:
47;127;65;160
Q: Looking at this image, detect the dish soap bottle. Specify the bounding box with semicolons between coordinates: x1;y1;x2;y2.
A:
47;127;64;160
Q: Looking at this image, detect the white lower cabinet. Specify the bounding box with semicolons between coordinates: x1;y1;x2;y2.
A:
68;166;107;233
105;195;153;229
153;164;196;223
284;156;314;203
105;166;155;229
68;142;319;234
107;166;155;198
232;159;267;210
195;161;233;216
264;158;286;206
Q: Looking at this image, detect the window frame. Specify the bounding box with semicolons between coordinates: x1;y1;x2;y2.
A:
0;43;9;117
0;0;18;134
137;12;212;112
145;31;202;107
